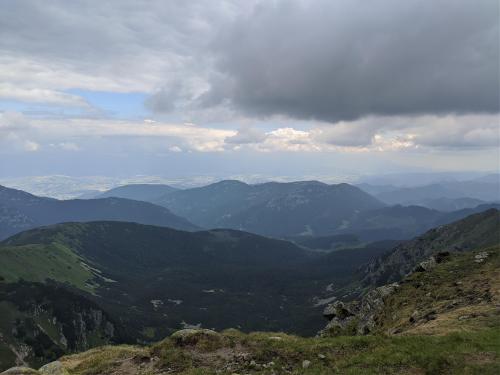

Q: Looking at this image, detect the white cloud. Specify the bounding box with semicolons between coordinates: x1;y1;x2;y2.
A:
0;111;30;132
0;82;88;107
23;140;39;152
57;142;81;151
225;127;267;144
0;110;498;157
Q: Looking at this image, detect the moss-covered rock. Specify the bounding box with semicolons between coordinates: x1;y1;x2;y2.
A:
170;329;225;350
38;361;69;375
0;367;40;375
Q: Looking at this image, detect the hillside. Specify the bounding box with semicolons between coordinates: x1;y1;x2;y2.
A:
0;281;126;370
93;184;178;202
155;180;385;237
0;220;396;370
6;244;500;375
0;185;197;239
0;210;500;374
362;208;500;286
322;246;500;338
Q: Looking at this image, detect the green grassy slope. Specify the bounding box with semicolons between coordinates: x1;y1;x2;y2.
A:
0;242;96;291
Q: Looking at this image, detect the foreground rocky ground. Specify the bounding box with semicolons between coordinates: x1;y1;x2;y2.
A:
2;325;499;375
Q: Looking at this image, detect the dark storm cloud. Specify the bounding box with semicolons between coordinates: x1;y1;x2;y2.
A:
187;0;499;123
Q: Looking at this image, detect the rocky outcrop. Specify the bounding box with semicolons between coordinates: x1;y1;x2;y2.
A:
38;361;69;375
170;329;223;347
322;251;452;336
0;282;122;372
321;283;399;336
362;209;499;286
322;246;499;337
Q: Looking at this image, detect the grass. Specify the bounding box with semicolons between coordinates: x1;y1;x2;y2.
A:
59;327;500;375
0;242;96;292
374;246;500;335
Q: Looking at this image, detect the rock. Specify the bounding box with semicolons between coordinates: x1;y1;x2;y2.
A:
0;368;40;375
170;328;227;351
409;310;420;323
170;328;222;347
302;360;311;369
318;354;326;359
474;252;489;263
39;361;70;375
422;311;437;321
268;336;283;341
434;251;450;263
323;301;356;320
388;327;403;334
322;283;399;336
414;256;437;272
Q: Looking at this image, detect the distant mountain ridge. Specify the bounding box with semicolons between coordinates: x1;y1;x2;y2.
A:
359;175;500;207
155;180;385;237
92;183;178;202
0;185;197;239
331;203;500;241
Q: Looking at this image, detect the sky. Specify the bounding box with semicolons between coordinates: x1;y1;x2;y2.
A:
0;0;499;180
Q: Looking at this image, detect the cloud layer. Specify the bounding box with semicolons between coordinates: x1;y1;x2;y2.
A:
193;0;499;122
0;0;498;177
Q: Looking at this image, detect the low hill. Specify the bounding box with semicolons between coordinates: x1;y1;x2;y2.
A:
416;196;487;212
0;185;197;239
329;203;499;242
156;180;385;237
365;180;500;206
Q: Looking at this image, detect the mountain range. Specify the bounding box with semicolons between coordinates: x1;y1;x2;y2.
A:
152;180;386;237
0;185;197;240
358;174;500;209
79;180;500;240
2;181;498;244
